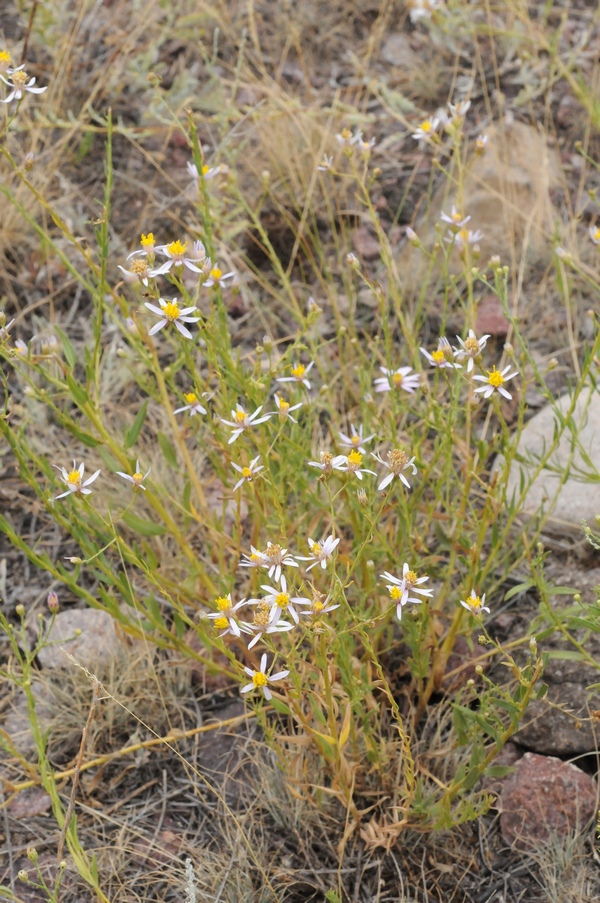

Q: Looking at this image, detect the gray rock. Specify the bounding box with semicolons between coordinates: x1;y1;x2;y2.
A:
37;608;126;671
400;120;562;286
503;386;600;534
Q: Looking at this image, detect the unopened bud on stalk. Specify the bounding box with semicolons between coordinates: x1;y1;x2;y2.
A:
47;591;59;613
346;252;360;270
15;604;25;618
546;358;558;371
529;636;537;656
262;335;273;353
406;226;420;247
24;152;35;172
356;488;368;507
475;665;484;674
17;870;29;883
26;848;38;863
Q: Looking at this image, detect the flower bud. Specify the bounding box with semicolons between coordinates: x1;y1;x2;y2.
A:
47;591;59;613
18;870;29;882
529;636;537;656
406;226;420;247
346;252;360;269
356;488;368;507
26;847;38;863
15;604;25;619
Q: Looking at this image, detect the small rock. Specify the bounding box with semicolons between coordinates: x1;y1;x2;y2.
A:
475;295;510;337
37;608;126;671
352;225;381;261
380;33;421;70
502;386;600;533
481;741;522;797
2;682;54;758
499;753;597;850
8;786;52;819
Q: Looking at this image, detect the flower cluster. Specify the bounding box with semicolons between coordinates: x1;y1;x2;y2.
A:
0;50;48;104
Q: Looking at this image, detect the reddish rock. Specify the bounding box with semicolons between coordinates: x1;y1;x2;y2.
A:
499;753;597;850
475;295;510;337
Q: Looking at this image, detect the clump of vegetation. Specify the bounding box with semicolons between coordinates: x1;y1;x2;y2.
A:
2;0;600;899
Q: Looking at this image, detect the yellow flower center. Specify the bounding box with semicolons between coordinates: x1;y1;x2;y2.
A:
458;228;470;243
213;616;229;629
389;586;402;601
252;671;268;688
253;607;270;626
250;553;261;562
340;128;352;141
131;259;149;277
234;409;247;423
467;595;481;610
405;570;418;586
12;70;28;88
141;232;155;248
487;368;504;388
279;400;290;412
0;51;11;65
313;601;324;613
320;452;333;465
210;267;222;281
388;448;409;472
291;364;306;379
162;300;181;321
202;164;210;174
593;228;600;242
420;120;432;133
266;544;282;559
348;450;363;467
452;211;463;223
351;435;361;446
184;392;198;404
166;239;188;259
216;596;230;612
392;372;404;386
311;542;322;556
132;472;144;485
274;592;290;608
66;469;81;486
242;467;253;479
431;350;445;365
464;336;480;355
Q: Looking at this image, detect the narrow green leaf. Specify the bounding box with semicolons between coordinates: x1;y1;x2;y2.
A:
158;431;178;468
55;326;77;369
121;512;166;536
124;399;148;450
504;582;534;602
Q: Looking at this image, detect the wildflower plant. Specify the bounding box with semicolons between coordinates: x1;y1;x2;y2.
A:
2;45;600;899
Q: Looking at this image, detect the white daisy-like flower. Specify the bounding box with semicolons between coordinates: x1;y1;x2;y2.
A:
0;50;13;76
411;117;439;141
357;135;376;154
203;265;235;288
317;154;334;172
381;564;433;619
374;366;421;394
338;424;375;454
207;594;248;638
260;542;298;583
475;134;488;152
335;128;360;147
144;297;200;339
440;207;471;230
0;68;47;103
14;338;27;356
299;593;340;618
589;226;600;246
373;448;418;491
337;450;377;481
239;546;268;570
276;361;314;390
126;233;156;262
187;161;224;182
297;535;340;571
242;600;295;649
150;239;207;276
241;653;289;701
254;575;311;625
116;459;151;491
118;258;151;286
231;456;264;491
473;365;518;400
173;391;210;416
271;394;303;423
446;227;484;250
420;337;461;370
460;590;490;616
447;100;471;120
453;329;490;373
308;452;348;476
54;460;100;500
221;404;271;444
